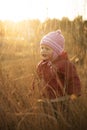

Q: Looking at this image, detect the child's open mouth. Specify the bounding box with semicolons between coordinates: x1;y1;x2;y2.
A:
42;54;47;57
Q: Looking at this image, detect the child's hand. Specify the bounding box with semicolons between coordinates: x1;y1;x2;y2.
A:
70;94;77;101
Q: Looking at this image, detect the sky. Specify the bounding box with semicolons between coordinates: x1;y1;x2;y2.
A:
0;0;87;22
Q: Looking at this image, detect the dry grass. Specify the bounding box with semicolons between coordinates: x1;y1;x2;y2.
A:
0;36;87;130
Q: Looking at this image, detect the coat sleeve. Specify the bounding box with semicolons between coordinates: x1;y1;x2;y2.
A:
65;62;82;96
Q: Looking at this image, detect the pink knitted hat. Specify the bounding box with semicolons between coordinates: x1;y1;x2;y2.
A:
40;30;65;56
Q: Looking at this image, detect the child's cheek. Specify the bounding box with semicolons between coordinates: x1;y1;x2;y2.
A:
52;51;58;60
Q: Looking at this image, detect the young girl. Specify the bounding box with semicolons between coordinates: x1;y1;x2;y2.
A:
35;30;81;101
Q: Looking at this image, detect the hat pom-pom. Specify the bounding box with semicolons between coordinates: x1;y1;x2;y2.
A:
56;29;61;34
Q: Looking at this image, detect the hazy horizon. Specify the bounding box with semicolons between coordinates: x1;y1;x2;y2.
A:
0;0;87;22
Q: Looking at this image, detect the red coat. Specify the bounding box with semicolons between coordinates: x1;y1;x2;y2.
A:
36;52;81;99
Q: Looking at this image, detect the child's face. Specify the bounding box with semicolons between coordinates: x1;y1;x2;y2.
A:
40;44;53;61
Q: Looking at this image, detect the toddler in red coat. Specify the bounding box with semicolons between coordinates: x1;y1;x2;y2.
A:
36;30;81;101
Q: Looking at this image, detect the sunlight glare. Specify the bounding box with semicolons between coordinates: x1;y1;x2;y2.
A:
0;0;86;22
0;0;32;22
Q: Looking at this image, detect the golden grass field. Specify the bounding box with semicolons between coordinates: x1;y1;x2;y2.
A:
0;19;87;130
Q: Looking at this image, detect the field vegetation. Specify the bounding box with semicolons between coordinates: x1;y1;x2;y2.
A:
0;16;87;130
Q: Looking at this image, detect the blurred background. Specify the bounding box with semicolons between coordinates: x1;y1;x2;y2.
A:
0;0;87;130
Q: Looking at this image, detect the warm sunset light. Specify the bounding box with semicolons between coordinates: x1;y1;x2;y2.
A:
0;0;87;22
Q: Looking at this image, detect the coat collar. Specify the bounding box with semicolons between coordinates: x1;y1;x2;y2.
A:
52;51;69;63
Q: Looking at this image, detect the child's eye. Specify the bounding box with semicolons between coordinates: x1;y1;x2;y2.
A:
40;46;43;49
40;46;50;51
45;47;50;50
41;47;44;50
46;48;49;50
